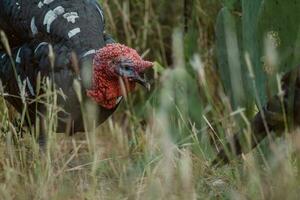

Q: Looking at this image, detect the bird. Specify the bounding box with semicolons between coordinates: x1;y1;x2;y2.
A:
0;0;153;147
212;66;300;166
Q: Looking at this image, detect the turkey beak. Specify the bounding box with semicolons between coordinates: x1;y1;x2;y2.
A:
134;60;153;91
134;74;151;91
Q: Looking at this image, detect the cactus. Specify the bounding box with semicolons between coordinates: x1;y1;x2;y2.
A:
215;6;252;112
216;0;300;113
258;0;300;72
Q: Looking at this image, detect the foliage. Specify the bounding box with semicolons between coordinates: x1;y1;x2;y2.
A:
216;0;300;108
0;0;300;199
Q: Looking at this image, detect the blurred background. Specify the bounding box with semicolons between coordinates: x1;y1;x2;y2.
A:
0;0;300;199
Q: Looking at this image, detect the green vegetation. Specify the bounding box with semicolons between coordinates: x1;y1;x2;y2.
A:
0;0;300;199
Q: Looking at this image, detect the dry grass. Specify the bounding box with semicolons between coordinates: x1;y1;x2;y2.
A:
0;0;300;199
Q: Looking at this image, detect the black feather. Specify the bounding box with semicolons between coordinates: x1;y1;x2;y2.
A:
0;0;118;147
212;67;300;166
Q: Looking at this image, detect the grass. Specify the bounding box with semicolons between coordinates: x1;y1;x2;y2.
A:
0;0;300;199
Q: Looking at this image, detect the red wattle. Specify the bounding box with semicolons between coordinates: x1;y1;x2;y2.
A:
86;43;152;109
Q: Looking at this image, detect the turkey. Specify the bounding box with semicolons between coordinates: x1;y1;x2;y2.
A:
212;66;300;165
0;0;153;147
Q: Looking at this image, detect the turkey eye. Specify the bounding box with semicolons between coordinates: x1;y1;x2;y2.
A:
123;65;131;71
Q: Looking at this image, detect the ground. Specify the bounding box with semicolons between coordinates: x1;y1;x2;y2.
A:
0;0;300;199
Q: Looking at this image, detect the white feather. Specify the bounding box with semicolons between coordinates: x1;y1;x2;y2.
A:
63;12;79;23
34;42;48;53
43;0;54;4
38;2;44;8
95;5;104;22
16;48;22;64
43;6;65;33
68;28;81;38
31;17;38;36
82;49;96;58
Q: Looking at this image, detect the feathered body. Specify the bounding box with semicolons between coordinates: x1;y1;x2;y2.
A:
0;0;153;145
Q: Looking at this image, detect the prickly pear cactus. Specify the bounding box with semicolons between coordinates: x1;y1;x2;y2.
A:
215;6;251;112
258;0;300;73
241;0;265;102
216;0;300;111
